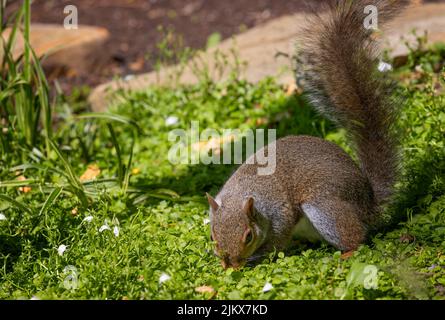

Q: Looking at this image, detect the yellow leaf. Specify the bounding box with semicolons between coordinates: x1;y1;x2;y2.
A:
17;175;32;193
80;164;101;182
191;135;236;152
285;80;301;96
195;285;215;294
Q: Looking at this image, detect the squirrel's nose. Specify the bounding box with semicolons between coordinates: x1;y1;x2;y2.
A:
228;258;245;270
220;256;245;270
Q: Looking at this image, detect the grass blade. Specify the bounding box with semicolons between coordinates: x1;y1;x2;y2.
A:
39;187;62;216
76;113;141;133
107;123;124;187
48;140;81;189
123;134;135;194
23;0;31;82
48;139;88;207
0;194;32;214
0;179;36;188
9;163;67;178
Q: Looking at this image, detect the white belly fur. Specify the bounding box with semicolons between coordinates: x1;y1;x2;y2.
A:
292;215;323;242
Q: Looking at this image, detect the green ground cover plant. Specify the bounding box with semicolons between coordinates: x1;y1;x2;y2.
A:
0;2;444;300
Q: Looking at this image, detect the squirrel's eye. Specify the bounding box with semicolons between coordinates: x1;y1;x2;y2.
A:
244;229;254;244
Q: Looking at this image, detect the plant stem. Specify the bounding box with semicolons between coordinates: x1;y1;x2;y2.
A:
23;0;31;82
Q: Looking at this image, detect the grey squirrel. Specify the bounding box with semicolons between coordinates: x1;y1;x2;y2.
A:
207;0;410;269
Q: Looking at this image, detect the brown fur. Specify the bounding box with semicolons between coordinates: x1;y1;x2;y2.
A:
208;1;408;269
299;0;410;205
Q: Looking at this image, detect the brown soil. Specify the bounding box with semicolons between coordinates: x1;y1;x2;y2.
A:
5;0;445;93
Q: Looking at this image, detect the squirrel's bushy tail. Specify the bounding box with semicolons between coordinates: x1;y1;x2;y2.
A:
299;0;409;208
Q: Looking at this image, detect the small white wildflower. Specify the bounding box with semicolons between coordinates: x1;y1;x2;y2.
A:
262;282;273;293
99;224;111;233
83;216;93;223
124;74;135;81
203;218;210;225
57;244;67;256
159;272;171;284
165;116;179;126
0;213;6;221
378;61;393;72
30;296;40;300
113;226;120;237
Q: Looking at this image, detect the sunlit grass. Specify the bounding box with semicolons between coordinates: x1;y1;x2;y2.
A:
0;2;444;299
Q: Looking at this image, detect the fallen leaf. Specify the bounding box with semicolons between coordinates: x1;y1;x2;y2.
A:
191;135;236;152
340;251;355;260
285;80;298;96
129;56;145;72
80;164;101;182
195;285;215;294
17;175;32;193
256;118;268;126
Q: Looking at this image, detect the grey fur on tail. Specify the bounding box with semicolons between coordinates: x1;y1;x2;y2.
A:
298;0;410;208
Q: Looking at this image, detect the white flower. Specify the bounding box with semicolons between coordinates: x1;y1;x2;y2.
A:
30;296;40;300
262;282;273;293
378;61;393;72
165;116;179;126
83;216;93;223
203;218;210;225
99;224;111;233
124;74;135;81
57;245;67;256
113;226;120;237
159;272;171;284
0;213;6;221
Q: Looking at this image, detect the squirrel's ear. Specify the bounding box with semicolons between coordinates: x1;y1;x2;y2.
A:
206;193;219;212
243;197;255;220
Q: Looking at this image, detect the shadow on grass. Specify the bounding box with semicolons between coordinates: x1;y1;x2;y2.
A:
0;235;22;274
383;155;445;233
128;92;443;247
131;95;330;200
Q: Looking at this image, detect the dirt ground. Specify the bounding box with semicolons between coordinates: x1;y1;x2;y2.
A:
5;0;445;93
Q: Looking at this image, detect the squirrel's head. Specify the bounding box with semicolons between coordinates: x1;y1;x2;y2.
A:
207;193;266;269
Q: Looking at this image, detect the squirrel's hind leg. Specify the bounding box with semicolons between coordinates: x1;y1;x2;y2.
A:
301;199;367;251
